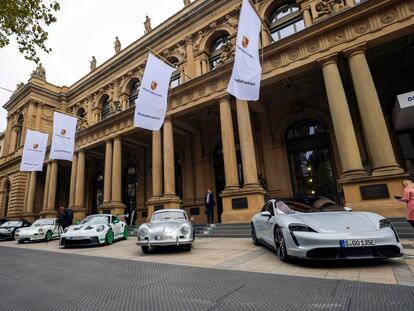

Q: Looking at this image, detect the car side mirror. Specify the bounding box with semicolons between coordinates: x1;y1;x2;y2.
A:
75;221;80;225
260;211;271;218
344;207;353;212
113;219;120;224
190;217;195;222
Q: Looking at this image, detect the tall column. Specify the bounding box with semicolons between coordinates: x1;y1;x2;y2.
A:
303;7;313;27
47;161;58;210
320;56;366;178
236;100;259;187
111;137;122;203
347;48;402;175
68;152;78;207
42;163;51;210
261;29;271;47
219;96;239;190
201;57;208;74
103;140;113;204
185;36;196;78
74;150;85;206
163;118;176;196
9;128;17;153
152;131;163;197
25;172;37;214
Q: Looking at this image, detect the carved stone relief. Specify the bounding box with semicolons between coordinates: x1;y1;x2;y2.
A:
380;10;397;24
353;21;370;35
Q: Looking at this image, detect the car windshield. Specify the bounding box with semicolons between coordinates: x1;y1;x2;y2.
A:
275;201;295;214
283;197;345;213
32;219;54;227
152;211;187;222
80;215;109;225
1;221;22;227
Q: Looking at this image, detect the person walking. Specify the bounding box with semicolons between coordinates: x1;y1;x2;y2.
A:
57;206;74;230
401;180;414;228
204;188;215;225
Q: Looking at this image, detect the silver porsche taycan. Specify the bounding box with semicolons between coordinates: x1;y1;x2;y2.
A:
251;197;403;261
136;209;194;254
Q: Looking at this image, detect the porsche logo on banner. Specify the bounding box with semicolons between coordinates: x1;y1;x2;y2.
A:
50;112;77;161
20;130;48;172
227;0;262;101
133;53;175;131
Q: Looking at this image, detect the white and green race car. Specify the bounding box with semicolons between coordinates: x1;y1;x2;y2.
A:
60;214;128;247
15;218;60;243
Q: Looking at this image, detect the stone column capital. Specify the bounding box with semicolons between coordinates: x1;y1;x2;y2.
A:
343;43;368;58
217;94;231;104
317;53;339;68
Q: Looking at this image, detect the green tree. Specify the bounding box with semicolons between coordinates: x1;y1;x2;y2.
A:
0;0;60;64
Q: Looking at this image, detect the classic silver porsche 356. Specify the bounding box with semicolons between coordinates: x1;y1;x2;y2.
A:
136;209;194;254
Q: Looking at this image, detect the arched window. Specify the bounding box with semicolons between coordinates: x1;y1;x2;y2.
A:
269;3;304;43
286;120;338;203
129;81;141;108
77;107;86;119
2;180;10;218
209;36;228;71
101;95;110;120
169;57;181;88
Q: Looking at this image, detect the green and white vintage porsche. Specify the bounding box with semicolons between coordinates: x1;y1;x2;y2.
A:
14;218;60;243
60;214;128;247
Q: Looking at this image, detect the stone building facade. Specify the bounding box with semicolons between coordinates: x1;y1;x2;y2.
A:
1;0;414;224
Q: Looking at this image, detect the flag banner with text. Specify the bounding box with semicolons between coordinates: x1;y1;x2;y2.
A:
227;0;262;101
50;112;77;161
133;53;175;131
20;130;48;171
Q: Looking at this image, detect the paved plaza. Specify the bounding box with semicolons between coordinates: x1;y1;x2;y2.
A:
1;242;414;311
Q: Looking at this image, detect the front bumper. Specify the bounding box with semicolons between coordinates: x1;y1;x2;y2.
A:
60;236;103;247
15;232;46;242
0;232;13;240
136;236;193;247
286;230;403;260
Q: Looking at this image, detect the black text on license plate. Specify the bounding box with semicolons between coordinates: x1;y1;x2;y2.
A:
340;239;375;247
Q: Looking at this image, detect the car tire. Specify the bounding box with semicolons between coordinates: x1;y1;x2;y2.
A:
17;240;25;244
183;244;192;252
251;223;260;246
123;227;128;240
45;230;53;242
105;229;114;245
274;226;289;262
141;246;150;254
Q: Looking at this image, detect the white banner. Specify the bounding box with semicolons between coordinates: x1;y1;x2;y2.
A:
133;53;175;131
20;130;48;171
50;112;77;161
227;0;262;101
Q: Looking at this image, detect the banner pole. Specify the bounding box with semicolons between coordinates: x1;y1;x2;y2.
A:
146;47;193;80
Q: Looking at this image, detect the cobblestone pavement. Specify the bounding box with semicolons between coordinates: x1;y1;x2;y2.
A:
1;237;414;287
0;246;414;311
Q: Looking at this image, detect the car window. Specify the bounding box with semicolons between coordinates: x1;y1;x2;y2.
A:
80;215;109;225
1;221;22;227
112;216;118;223
284;201;319;213
266;202;275;216
152;211;187;221
32;219;54;226
275;201;295;215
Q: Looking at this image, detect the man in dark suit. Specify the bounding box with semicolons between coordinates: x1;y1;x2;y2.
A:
204;188;215;224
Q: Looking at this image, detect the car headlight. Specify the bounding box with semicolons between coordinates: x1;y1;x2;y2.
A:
96;225;105;232
138;227;148;237
63;227;70;233
379;219;392;229
180;225;190;235
38;228;44;233
289;223;317;232
15;229;20;234
8;228;14;233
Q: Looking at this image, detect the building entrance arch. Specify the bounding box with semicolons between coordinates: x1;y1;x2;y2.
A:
286;120;339;203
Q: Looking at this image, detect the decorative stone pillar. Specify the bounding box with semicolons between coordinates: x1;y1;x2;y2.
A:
44;161;58;217
42;163;51;212
185;36;196;78
221;99;265;224
110;136;126;215
219;96;239;190
201;57;208;74
303;7;312;27
347;47;402;175
68;152;78;207
319;55;367;178
261;29;271;47
103;140;113;204
236;100;260;187
74;150;85;205
163;118;175;196
152;131;163;197
23;171;37;222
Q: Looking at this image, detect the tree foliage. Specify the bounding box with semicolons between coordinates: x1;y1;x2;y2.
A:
0;0;60;64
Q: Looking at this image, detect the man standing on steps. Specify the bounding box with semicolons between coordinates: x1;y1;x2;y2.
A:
205;188;215;225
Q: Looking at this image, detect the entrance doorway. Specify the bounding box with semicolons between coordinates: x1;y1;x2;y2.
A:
213;142;243;223
286;120;339;203
123;163;137;225
92;172;103;215
396;130;414;180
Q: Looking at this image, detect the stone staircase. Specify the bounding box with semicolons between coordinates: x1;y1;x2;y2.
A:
129;218;414;239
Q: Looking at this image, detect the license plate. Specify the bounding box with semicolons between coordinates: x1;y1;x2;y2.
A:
155;235;164;241
340;239;376;247
69;236;85;240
